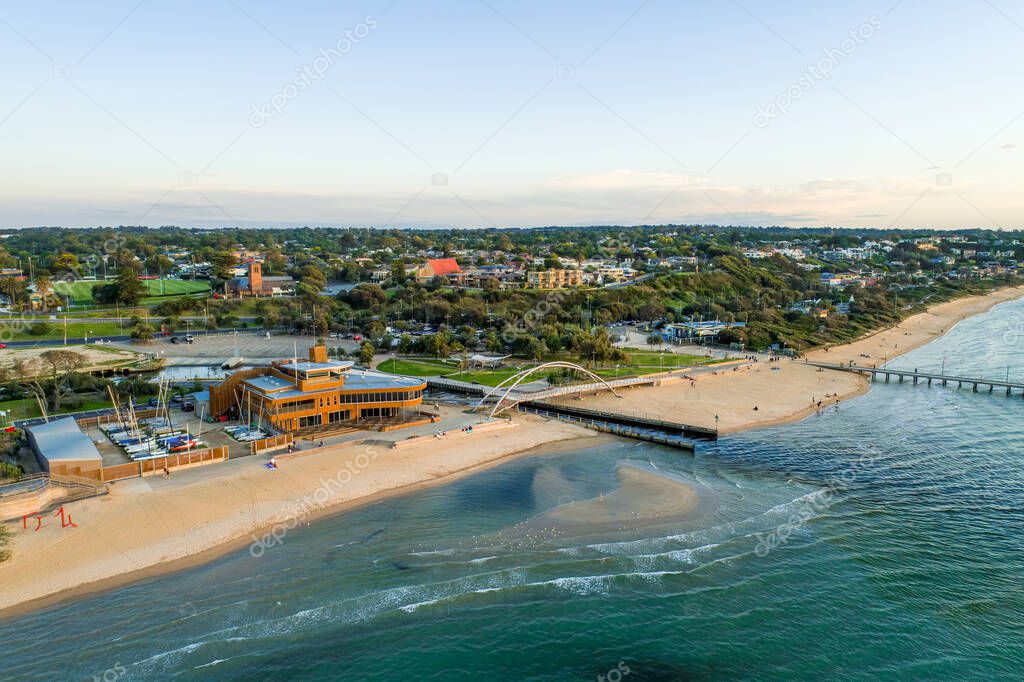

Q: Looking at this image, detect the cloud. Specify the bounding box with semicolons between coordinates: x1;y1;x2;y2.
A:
0;169;1016;229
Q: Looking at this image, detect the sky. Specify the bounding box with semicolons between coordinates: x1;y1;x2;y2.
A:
1;0;1022;230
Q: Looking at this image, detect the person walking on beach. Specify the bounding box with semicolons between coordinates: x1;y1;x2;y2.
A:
162;465;170;478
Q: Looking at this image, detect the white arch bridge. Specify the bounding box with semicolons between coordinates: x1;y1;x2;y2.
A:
470;362;624;419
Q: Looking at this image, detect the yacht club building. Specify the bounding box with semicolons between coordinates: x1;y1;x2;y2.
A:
209;345;426;432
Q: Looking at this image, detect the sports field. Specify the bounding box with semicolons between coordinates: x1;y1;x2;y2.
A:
53;279;210;305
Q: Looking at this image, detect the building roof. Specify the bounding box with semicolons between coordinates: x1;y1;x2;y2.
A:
424;258;462;276
258;371;425;401
278;360;353;373
27;417;102;463
241;366;423;399
246;374;298;393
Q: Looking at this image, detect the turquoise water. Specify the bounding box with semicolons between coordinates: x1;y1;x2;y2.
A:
2;299;1023;680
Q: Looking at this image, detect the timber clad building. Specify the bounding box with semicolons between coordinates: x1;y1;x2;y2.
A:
209;346;426;432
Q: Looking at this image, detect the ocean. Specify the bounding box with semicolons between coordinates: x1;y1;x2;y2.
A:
1;298;1022;681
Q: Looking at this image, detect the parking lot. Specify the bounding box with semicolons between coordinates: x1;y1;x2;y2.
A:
110;333;361;364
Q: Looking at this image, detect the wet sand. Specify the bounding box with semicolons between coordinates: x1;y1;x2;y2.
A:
529;464;706;532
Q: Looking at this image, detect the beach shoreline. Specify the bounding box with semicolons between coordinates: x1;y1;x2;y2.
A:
0;415;602;618
555;285;1024;435
1;284;1022;618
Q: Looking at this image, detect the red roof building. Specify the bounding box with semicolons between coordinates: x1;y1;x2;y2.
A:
417;258;463;282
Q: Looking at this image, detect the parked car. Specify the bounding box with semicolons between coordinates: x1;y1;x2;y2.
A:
185;335;195;344
181;401;195;412
0;343;7;349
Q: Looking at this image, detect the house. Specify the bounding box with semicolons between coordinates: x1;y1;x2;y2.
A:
417;258;463;284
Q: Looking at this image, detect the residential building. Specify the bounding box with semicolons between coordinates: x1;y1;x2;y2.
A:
527;269;584;289
417;258;463;284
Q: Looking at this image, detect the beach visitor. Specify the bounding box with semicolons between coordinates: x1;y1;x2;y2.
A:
269;457;277;469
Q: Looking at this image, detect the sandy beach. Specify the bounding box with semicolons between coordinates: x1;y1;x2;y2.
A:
0;413;597;615
553;285;1024;434
2;285;1021;616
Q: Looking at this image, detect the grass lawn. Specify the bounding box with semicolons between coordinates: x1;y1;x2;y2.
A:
53;279;210;305
5;321;129;341
621;350;727;367
0;397;115;422
443;366;537;386
377;357;456;376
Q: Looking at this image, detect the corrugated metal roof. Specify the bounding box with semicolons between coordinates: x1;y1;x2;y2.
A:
27;417;102;463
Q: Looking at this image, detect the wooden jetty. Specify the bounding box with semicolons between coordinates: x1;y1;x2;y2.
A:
805;361;1024;397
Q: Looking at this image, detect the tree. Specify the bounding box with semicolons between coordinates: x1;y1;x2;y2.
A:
37;349;86;412
646;332;663;349
34;276;55;312
348;283;387;309
299;265;327;292
0;277;26;308
115;267;146;305
485;330;503;353
131;323;155;343
422;330;452;358
51;252;80;274
210;252;238;280
364;319;386;339
94;267;145;306
358;341;375;366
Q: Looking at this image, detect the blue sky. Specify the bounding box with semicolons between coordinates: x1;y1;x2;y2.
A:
1;0;1022;229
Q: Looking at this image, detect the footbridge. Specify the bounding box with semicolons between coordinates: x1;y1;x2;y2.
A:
426;363;718;447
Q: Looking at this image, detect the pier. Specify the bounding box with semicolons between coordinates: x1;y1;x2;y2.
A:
805;361;1024;397
518;401;716;442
